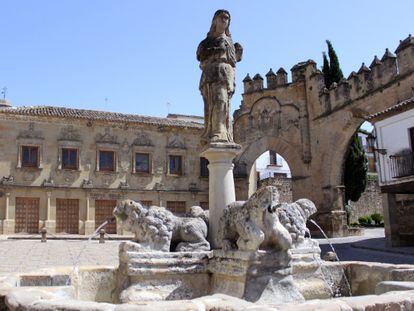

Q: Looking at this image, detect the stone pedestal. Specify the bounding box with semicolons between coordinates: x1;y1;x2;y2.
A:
84;221;96;236
2;219;15;234
116;241;211;303
208;250;304;304
201;142;241;248
44;220;56;234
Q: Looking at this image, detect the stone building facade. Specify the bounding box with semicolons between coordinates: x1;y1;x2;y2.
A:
0;105;209;235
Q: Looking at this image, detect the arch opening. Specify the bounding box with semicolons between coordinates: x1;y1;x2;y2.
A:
249;150;292;202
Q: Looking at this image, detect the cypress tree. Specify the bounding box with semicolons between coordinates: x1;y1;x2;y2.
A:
322;52;331;88
344;133;368;202
326;40;344;83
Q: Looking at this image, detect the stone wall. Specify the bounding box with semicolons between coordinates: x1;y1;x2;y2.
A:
258;175;383;225
258;177;292;203
348;175;383;224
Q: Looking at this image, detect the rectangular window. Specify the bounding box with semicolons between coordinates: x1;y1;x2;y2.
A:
99;150;115;172
140;200;152;206
135;153;150;173
62;148;78;170
200;157;209;177
410;127;414;152
167;201;186;214
21;146;39;168
169;155;183;175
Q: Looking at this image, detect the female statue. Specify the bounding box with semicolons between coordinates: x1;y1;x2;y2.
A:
197;10;243;143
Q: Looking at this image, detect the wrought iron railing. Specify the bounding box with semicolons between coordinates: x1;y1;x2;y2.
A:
389;151;414;178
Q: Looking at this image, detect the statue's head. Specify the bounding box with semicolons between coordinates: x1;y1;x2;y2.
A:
208;9;231;38
113;199;146;224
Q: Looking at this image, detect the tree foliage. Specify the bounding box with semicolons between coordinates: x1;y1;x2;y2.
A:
326;40;344;84
322;52;331;87
322;41;367;203
344;134;368;202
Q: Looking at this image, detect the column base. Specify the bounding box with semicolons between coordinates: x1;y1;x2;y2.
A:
209;250;304;304
2;220;15;234
44;220;56;234
84;221;96;236
311;211;348;238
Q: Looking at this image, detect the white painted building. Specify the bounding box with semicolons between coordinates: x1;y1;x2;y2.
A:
369;97;414;247
255;151;291;179
371;99;414;188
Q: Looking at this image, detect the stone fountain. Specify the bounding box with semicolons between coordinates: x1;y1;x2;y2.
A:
2;9;414;311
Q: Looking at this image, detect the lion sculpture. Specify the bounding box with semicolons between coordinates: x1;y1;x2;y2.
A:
113;200;210;252
275;199;317;247
219;186;293;252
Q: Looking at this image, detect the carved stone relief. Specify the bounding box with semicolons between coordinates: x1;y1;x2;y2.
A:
18;123;43;140
133;133;153;146
96;127;118;144
58;125;81;141
167;135;186;149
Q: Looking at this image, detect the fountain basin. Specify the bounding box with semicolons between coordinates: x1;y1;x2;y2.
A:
1;259;414;310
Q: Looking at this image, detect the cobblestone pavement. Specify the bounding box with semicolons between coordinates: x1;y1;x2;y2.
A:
0;228;413;276
0;239;121;275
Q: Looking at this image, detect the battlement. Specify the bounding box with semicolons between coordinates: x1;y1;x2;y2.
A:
242;35;414;117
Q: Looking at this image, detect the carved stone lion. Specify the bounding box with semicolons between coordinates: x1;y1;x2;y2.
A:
219;186;293;252
113;200;210;252
276;198;317;247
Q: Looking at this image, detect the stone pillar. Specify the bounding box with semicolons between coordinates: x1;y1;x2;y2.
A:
84;193;95;235
5;192;10;220
201;143;241;249
382;192;398;247
3;192;15;234
44;191;55;233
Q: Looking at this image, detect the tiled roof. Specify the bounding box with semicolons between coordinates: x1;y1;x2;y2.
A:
368;97;414;120
0;106;204;129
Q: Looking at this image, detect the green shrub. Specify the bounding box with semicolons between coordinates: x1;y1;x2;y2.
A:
358;216;372;226
370;213;384;225
350;222;360;227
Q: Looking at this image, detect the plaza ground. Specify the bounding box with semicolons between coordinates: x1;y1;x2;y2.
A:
0;228;413;275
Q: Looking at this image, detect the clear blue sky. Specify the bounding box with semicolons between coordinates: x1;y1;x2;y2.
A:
1;1;412;118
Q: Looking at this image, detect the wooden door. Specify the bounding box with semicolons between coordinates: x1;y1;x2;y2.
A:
56;199;79;234
15;197;40;233
166;201;186;214
95;200;117;234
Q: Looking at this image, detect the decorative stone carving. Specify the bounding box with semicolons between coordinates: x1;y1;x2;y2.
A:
166;135;186;149
82;179;93;189
113;200;210;252
96;127;118;144
133;133;153;146
1;175;14;185
219;186;293;251
17;123;43;140
276;198;317;247
197;9;243;143
119;181;130;190
58;125;81;141
42;177;54;187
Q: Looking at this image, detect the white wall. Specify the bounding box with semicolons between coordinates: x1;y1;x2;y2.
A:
375;108;414;184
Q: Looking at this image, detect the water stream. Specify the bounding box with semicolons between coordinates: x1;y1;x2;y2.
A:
66;219;111;291
309;219;352;297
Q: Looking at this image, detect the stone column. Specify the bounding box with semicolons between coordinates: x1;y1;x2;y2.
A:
84;193;95;235
201;143;241;249
2;192;14;234
5;192;10;220
44;191;56;233
46;191;51;220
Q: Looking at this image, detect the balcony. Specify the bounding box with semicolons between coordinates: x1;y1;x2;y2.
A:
390;151;414;178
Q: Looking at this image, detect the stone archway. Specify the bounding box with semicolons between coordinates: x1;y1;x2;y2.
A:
233;35;414;237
